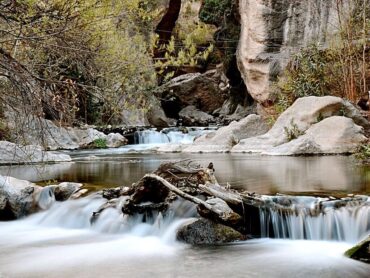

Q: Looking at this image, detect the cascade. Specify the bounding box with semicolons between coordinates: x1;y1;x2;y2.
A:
134;127;216;144
259;196;370;243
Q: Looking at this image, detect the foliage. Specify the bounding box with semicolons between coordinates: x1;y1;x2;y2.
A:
199;0;233;26
284;120;304;141
93;138;107;149
354;143;370;160
275;0;370;115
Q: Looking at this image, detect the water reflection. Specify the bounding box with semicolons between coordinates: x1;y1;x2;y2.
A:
0;154;368;194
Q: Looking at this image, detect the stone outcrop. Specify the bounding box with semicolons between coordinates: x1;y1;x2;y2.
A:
179;105;215;126
264;117;367;155
10;117;128;150
183;114;268;153
176;218;244;245
0;141;71;165
232;96;369;155
159;70;228;119
237;0;341;106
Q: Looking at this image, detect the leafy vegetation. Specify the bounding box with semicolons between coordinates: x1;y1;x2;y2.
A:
284;120;304;141
92;138;107;149
275;0;370;115
0;0;215;127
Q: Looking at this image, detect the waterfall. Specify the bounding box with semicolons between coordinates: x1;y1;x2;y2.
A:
259;196;370;243
134;127;216;144
22;194;197;239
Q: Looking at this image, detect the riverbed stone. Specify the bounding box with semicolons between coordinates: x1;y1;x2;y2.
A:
0;175;55;219
232;96;369;153
53;182;83;201
176;218;244;245
183;114;269;153
0;141;72;164
106;133;128;148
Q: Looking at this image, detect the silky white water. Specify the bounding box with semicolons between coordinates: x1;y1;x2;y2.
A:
134;127;216;144
0;193;369;277
259;196;370;242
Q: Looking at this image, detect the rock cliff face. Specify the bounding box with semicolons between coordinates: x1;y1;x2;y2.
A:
237;0;341;106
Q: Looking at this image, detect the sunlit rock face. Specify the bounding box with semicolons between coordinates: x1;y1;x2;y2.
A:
237;0;341;106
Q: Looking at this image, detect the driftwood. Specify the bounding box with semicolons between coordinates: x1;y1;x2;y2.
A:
93;160;369;237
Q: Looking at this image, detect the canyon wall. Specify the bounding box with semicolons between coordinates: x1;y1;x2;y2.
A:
237;0;342;106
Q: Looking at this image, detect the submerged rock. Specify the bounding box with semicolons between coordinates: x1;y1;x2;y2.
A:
232;96;369;154
345;235;370;264
176;218;244;245
183;114;268;153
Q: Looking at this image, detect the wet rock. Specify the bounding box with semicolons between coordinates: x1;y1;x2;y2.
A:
184;114;268;153
264;117;367;155
0;175;55;220
106;133;128;148
147;104;176;128
53;182;83;201
345;235;370;264
179;105;215;126
232;96;369;153
176;218;244;245
0;141;72;165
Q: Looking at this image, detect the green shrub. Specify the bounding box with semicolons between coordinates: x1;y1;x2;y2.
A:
284;120;304;141
93;138;108;149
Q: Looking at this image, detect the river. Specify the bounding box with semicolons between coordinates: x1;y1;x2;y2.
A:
0;132;369;277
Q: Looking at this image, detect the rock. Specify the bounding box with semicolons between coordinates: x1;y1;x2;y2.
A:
106;133;128;148
237;0;342;106
0;141;72;165
9;116;130;150
53;182;83;201
232;96;369;153
179;105;215;126
147;105;174;128
176;218;244;245
0;175;55;220
183;114;269;153
159;70;227;118
345;235;370;264
120;109;150;127
264;117;367;155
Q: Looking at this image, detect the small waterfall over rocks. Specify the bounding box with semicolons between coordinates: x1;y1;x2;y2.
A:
259;195;370;243
134;127;216;144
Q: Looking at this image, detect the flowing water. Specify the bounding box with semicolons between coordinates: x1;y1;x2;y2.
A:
0;131;370;277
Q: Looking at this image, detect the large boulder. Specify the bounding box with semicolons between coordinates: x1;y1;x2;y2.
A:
237;0;342;106
0;176;54;220
106;133;128;148
159;70;228;118
176;218;244;245
179;105;215;126
264;117;367;155
183;114;269;153
232;96;369;153
0;141;71;165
